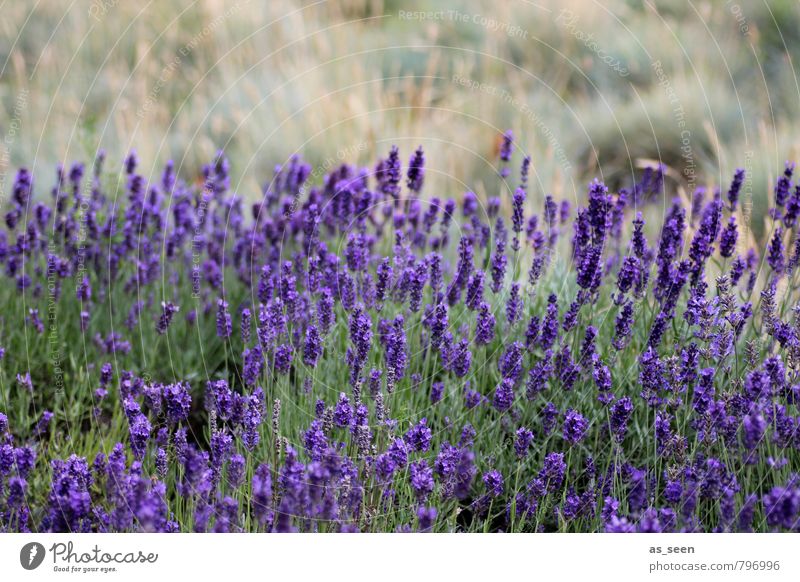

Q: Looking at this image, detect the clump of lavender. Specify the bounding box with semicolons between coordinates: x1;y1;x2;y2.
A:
0;140;797;534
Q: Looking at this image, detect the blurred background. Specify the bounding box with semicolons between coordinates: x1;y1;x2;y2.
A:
1;0;799;235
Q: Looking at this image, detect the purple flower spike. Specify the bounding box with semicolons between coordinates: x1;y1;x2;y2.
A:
562;408;588;444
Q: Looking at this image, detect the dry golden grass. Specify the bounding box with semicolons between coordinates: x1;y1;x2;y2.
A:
1;0;798;233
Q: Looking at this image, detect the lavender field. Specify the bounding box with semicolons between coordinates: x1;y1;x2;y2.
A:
0;134;799;533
